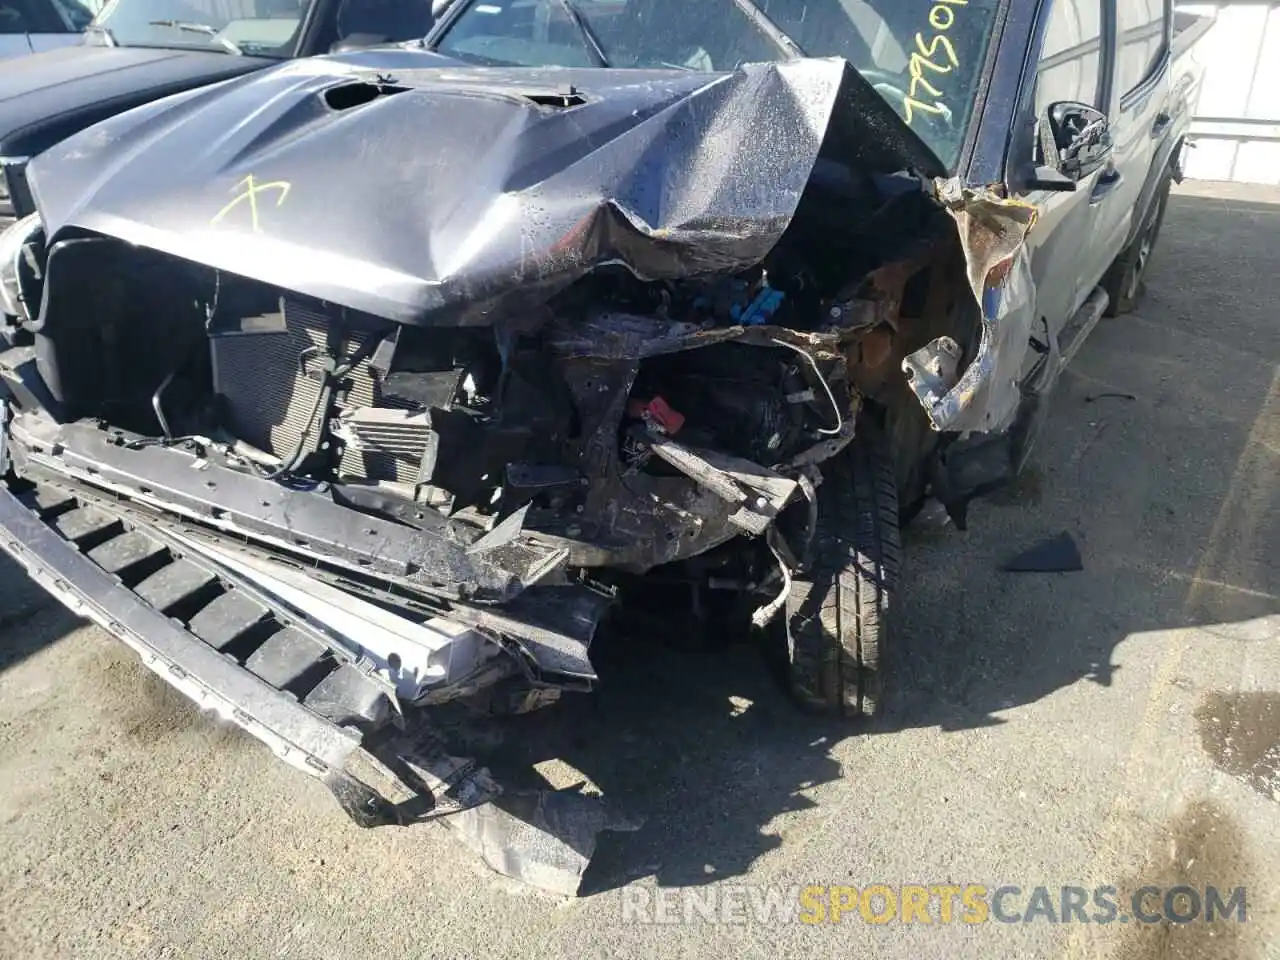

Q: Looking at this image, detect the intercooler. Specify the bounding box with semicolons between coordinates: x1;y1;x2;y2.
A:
335;407;436;486
209;298;430;484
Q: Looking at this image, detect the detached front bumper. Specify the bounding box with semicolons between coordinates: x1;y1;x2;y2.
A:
0;472;629;893
0;477;389;797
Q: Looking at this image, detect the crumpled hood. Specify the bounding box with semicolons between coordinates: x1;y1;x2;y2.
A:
29;48;944;326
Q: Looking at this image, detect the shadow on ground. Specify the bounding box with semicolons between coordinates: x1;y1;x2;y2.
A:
0;553;77;671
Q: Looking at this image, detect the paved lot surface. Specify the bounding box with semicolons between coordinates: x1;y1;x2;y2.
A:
1;180;1277;959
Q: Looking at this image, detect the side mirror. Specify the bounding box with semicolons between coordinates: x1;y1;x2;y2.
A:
1028;101;1115;192
1049;101;1114;178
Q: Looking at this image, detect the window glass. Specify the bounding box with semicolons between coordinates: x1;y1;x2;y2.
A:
91;0;319;56
52;0;95;28
435;0;781;72
755;0;906;73
1116;0;1166;94
0;0;47;33
335;0;434;44
433;0;1004;170
1035;0;1103;114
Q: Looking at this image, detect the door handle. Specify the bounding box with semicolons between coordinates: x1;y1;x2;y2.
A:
1151;111;1172;139
1091;168;1123;203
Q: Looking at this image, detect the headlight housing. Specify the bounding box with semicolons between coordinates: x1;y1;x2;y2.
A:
0;213;42;322
0;158;31;229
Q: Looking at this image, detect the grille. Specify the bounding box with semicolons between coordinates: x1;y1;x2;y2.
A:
210;298;406;459
18;484;349;703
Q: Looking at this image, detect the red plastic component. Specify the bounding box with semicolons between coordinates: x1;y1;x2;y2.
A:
644;396;684;435
628;395;685;435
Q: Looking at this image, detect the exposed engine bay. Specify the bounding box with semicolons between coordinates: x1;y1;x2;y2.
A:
22;168;949;561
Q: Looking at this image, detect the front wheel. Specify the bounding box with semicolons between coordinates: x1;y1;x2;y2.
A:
785;424;900;720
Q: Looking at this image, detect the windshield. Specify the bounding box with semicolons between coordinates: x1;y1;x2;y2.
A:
53;0;97;30
431;0;1000;168
89;0;317;57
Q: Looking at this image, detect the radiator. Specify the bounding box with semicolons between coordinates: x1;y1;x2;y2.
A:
209;298;414;470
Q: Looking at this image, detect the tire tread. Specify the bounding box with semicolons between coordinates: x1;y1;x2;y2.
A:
787;426;900;718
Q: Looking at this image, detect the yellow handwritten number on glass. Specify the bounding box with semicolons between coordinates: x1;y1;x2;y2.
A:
905;0;965;126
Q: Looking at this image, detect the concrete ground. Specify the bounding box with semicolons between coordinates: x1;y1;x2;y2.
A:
0;180;1277;959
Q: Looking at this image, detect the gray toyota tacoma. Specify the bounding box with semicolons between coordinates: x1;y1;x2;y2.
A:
0;0;1208;892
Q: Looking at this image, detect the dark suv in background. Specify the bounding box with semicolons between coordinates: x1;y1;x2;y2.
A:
0;0;441;226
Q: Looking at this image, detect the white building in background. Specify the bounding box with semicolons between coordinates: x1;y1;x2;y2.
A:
1179;2;1280;183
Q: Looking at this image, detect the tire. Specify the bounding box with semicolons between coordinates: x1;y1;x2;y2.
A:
1103;166;1173;317
785;423;901;719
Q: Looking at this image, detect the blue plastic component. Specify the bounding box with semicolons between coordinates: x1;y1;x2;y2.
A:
731;285;786;325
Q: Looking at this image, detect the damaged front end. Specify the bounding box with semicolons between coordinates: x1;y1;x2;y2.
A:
0;52;1038;892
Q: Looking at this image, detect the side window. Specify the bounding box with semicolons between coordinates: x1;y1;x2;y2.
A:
0;0;41;34
1116;0;1167;95
1035;0;1104;117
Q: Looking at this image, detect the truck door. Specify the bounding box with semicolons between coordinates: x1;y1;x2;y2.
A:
1079;0;1172;295
1022;0;1110;336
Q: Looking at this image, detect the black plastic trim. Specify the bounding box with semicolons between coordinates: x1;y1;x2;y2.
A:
0;481;362;773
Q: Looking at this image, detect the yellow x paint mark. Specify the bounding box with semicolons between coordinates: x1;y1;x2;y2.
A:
210;175;292;233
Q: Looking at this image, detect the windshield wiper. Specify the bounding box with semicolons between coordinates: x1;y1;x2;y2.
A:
728;0;804;59
147;19;243;55
554;0;609;67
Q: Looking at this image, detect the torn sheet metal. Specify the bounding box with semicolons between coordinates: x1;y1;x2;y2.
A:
345;722;639;895
27;52;943;329
905;179;1039;434
442;789;640;897
448;588;607;682
646;434;799;535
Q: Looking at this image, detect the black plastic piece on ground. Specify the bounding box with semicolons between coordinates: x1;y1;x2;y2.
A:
325;769;404;828
1001;532;1083;573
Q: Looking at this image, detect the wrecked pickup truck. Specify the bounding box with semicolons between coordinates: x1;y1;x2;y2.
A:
0;0;1205;892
